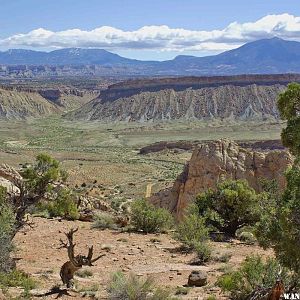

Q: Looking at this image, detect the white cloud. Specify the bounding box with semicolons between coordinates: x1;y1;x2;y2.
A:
1;13;300;52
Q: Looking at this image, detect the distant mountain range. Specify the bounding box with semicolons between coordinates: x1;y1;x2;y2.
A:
1;38;300;76
0;48;140;65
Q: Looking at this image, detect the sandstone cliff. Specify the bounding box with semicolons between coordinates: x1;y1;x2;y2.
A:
139;139;284;154
150;139;293;219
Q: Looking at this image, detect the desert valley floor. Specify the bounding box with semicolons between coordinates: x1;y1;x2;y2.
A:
0;117;283;299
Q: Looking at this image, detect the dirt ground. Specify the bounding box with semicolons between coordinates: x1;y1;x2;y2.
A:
10;217;272;300
0;118;278;299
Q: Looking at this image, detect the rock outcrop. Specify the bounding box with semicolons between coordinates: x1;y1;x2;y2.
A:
67;73;297;122
139;139;285;155
150;139;293;219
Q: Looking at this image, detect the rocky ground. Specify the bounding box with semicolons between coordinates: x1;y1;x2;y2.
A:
0;118;282;299
9;217;272;300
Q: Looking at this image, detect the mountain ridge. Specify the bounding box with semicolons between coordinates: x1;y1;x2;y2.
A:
66;74;300;122
1;38;300;76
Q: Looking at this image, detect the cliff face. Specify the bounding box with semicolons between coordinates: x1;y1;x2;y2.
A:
38;88;97;110
69;84;285;122
150;139;293;219
102;74;300;94
0;86;97;120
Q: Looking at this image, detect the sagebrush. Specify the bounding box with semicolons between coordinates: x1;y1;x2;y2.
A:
131;199;173;233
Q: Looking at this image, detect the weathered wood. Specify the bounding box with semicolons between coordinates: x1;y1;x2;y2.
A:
59;228;105;288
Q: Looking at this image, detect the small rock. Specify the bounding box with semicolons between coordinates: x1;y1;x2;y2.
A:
101;244;113;251
188;270;208;287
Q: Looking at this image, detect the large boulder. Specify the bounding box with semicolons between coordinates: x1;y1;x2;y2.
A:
150;139;293;219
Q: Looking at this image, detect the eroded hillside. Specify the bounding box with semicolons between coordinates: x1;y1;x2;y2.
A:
0;86;97;119
67;84;285;122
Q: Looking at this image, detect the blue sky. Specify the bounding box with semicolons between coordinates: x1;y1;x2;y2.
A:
1;0;300;60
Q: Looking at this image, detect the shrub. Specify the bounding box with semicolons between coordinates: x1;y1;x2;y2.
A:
175;286;190;295
237;231;256;245
1;153;69;238
0;187;15;272
256;164;300;274
257;82;300;275
217;264;233;274
44;188;79;220
21;153;68;196
175;207;210;248
77;283;99;297
92;212;117;230
217;255;298;300
108;271;153;300
213;252;232;263
150;288;178;300
75;269;93;278
130;199;173;233
195;180;260;236
108;272;177;300
193;241;212;263
0;269;36;291
277;82;300;156
174;206;211;263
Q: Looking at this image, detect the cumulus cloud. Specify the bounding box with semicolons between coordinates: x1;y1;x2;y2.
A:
1;13;300;52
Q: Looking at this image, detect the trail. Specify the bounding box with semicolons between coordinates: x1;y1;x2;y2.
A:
145;183;155;198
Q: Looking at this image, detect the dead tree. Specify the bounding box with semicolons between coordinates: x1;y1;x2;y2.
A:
268;280;284;300
59;228;105;288
246;278;285;300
